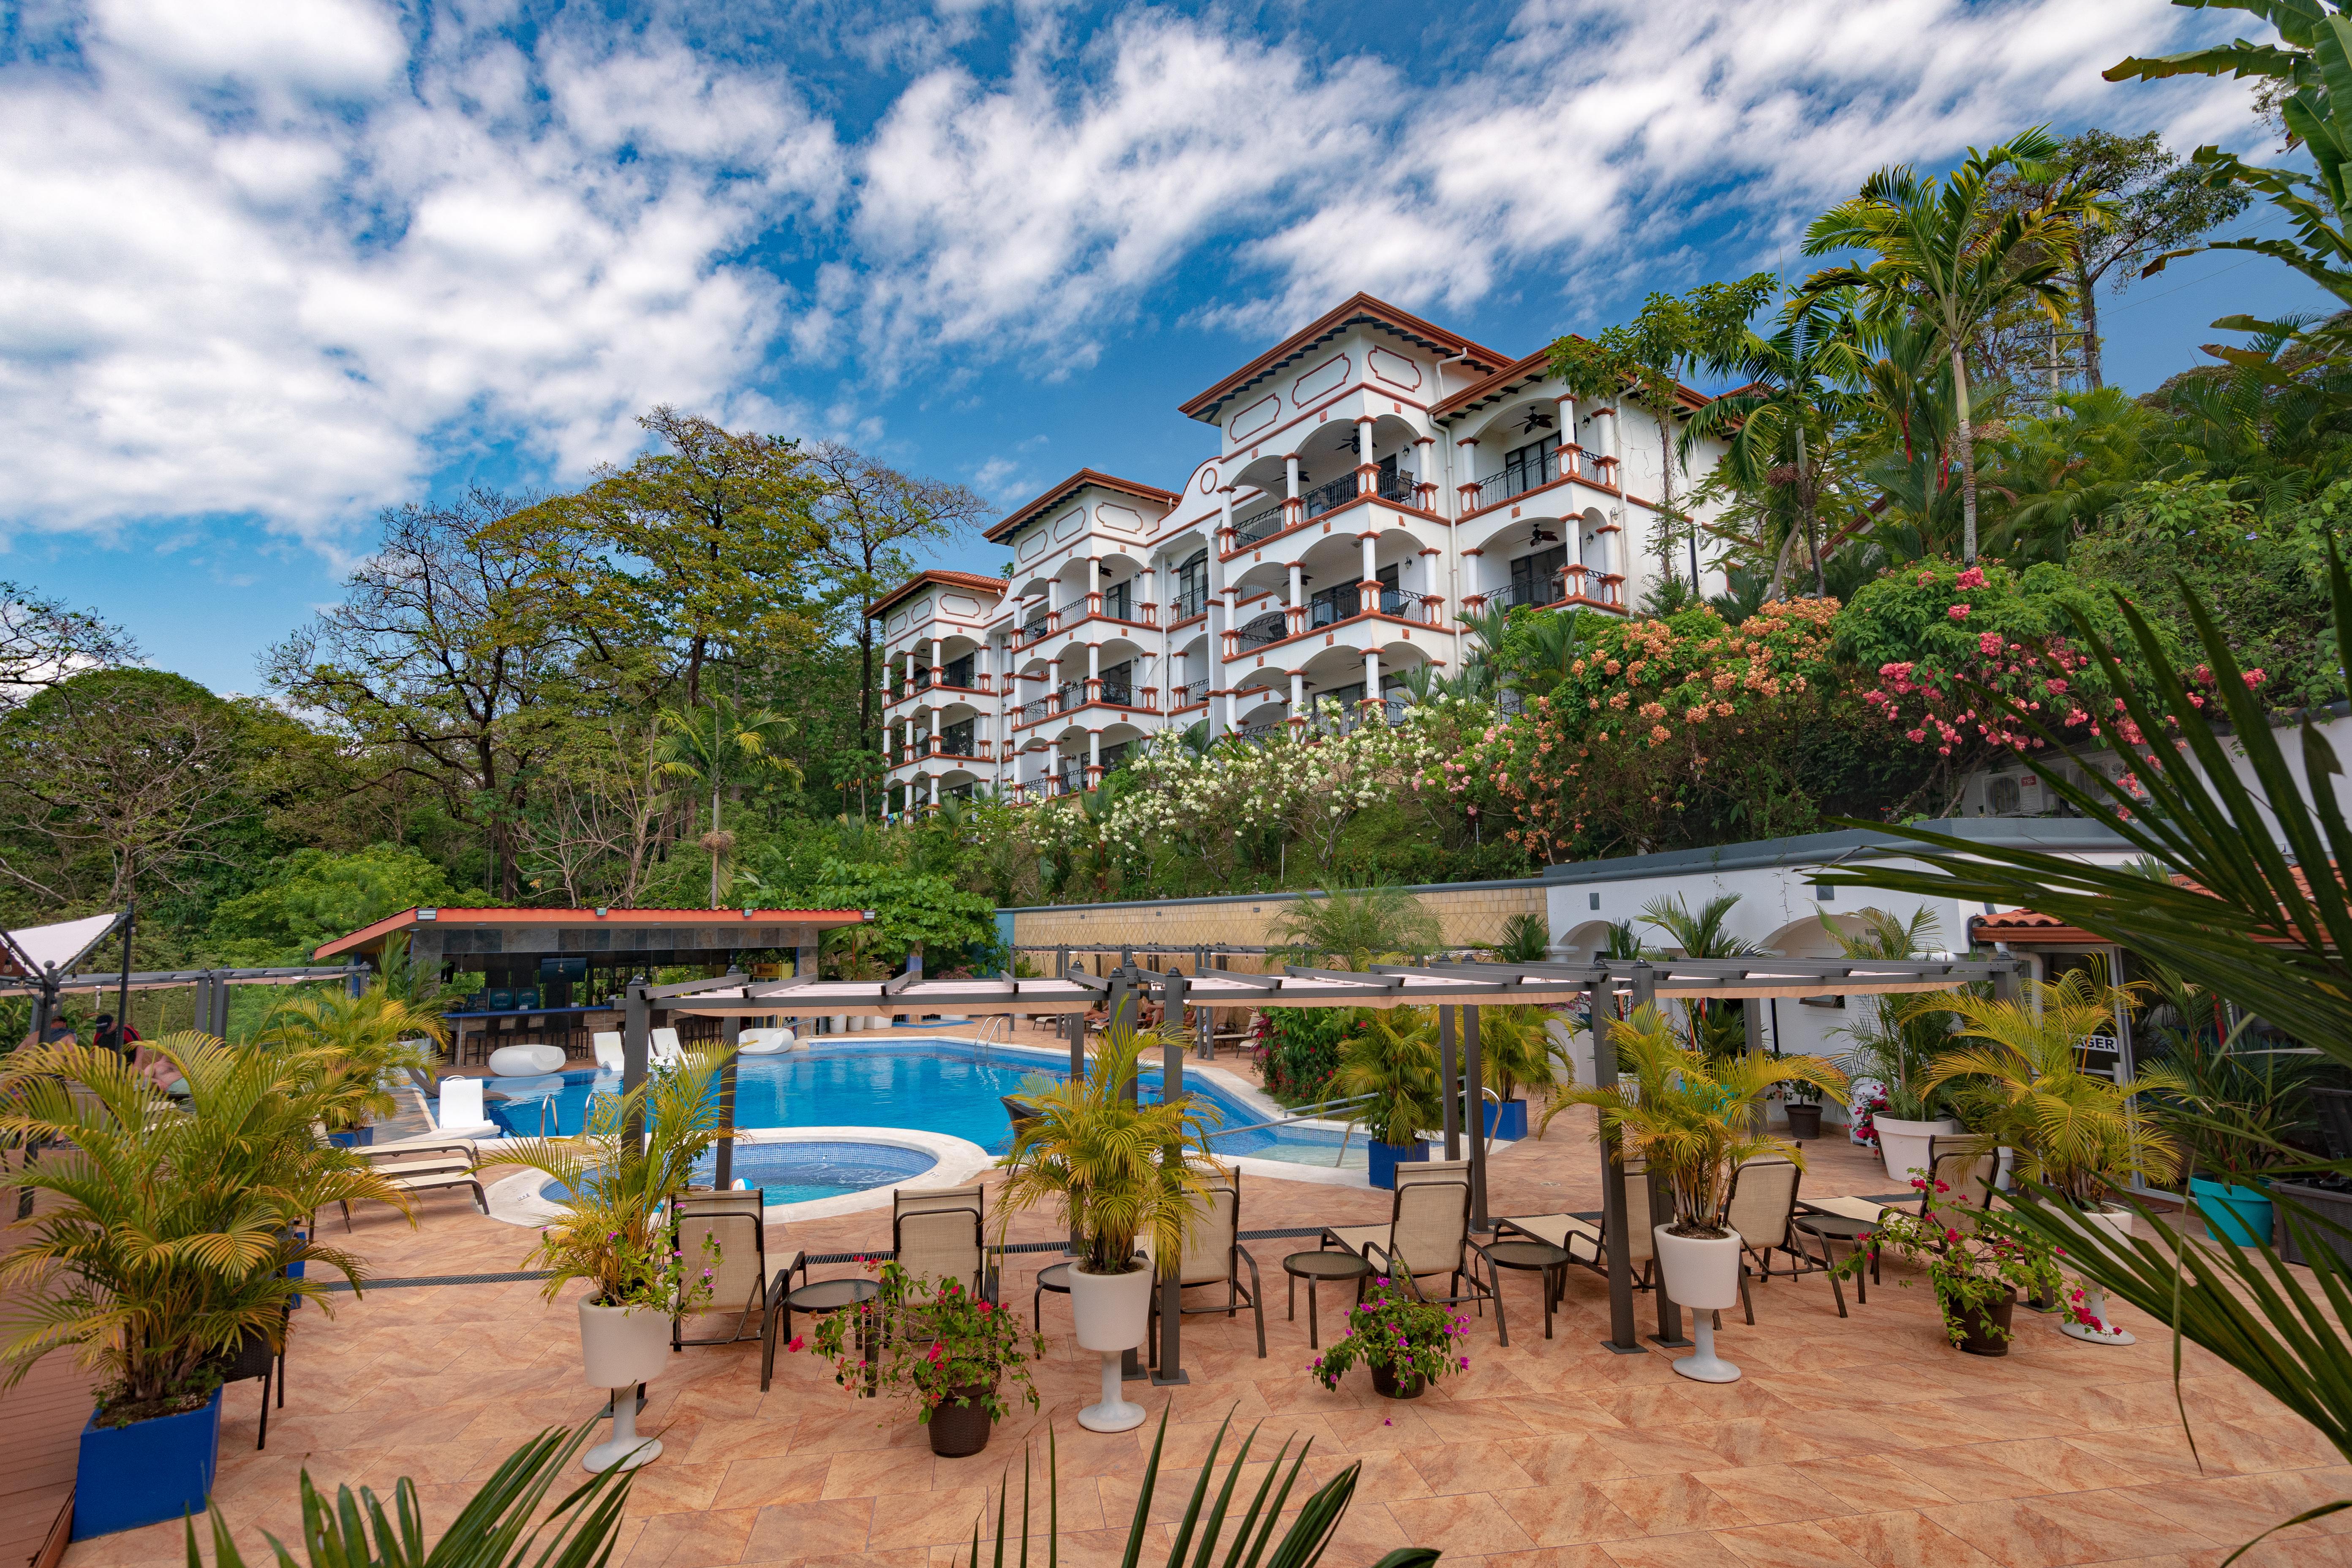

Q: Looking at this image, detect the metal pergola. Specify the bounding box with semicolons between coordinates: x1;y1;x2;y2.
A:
607;952;2022;1375
0;960;368;1041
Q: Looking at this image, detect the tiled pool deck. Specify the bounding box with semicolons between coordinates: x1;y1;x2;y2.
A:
24;1086;2352;1568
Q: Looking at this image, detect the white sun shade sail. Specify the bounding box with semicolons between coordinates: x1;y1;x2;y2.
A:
0;912;124;980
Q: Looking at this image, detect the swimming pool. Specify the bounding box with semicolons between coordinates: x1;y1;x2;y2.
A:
483;1040;1364;1170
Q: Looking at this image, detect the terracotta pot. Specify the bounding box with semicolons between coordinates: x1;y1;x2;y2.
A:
1652;1225;1744;1310
927;1385;994;1457
1369;1362;1425;1400
577;1301;670;1390
1067;1260;1152;1352
1944;1286;2017;1357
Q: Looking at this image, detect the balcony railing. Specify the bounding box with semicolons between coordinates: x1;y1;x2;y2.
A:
1099;678;1133;707
1300;473;1357;520
1233;504;1283;548
1466;447;1605;513
1492;577;1566;612
1309;584;1418;628
1171;586;1209;622
939;723;976;756
1234;612;1286;650
1376;467;1415;505
1171;678;1209;710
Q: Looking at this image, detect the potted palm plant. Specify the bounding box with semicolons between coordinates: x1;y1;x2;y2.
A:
260;986;449;1147
1923;969;2184;1346
1549;1004;1847;1383
0;1034;404;1538
1333;1008;1440;1189
497;1049;728;1469
995;1024;1215;1433
2137;975;2314;1248
1471;1003;1567;1142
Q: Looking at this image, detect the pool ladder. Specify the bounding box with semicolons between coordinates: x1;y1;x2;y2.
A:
972;1014;1011;1064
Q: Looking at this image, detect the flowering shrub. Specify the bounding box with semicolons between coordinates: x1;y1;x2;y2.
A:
1448;600;1844;860
1308;1275;1470;1392
800;1259;1045;1425
1257;1007;1360;1103
1832;1182;2073;1348
1836;558;2158;768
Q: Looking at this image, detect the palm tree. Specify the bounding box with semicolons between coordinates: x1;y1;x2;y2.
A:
1684;292;1867;600
258;985;448;1135
653;695;800;907
1639;893;1760;1055
1488;912;1550;964
1820;908;1957;1120
1333;1008;1443;1147
1269;882;1444;970
1541;1006;1847;1226
1799;128;2102;562
1922;969;2185;1207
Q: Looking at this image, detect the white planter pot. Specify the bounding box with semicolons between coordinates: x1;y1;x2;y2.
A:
1067;1260;1153;1352
2058;1203;2138;1347
578;1301;670;1389
1876;1116;1962;1184
1652;1225;1745;1310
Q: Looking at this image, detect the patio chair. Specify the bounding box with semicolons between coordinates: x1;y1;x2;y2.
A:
894;1183;999;1301
220;1306;289;1449
738;1027;795;1055
1322;1160;1508;1344
1922;1137;2001;1218
650;1027;685;1068
1143;1169;1266;1359
592;1031;624;1071
673;1189;802;1350
1723;1157;1809;1323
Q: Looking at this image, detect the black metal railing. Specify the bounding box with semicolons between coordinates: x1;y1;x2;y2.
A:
1301;473;1357;520
1376;468;1415;505
1233;505;1283;547
1171;586;1209;621
1171;678;1209;709
940;721;976;756
1492;577;1566;611
1235;612;1286;649
1099;678;1133;706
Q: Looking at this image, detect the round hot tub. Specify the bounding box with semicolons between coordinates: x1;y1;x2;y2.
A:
538;1139;939;1210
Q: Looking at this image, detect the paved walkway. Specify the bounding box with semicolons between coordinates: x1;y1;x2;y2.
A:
32;1111;2352;1568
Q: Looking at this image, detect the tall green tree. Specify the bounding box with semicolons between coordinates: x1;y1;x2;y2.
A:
0;582;135;709
1800;128;2102;563
1549;278;1772;595
1685;291;1867;600
1984;128;2249;389
652;696;799;908
2108;0;2352;316
801;442;989;771
267;490;581;901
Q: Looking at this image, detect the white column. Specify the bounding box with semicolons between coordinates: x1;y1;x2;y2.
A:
1086;555;1101;616
1087;640;1101;702
1288;562;1304;632
1088;728;1102;774
1361;533;1378;588
1288;670;1305;723
930;635;943;680
1284;452;1301;524
1557;395;1579;478
1363;648;1381;709
1356;415;1376;495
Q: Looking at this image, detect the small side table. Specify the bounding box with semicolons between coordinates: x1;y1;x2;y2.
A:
1789;1213;1880;1318
1282;1251;1372;1348
761;1275;880;1390
1484;1239;1572;1339
1034;1261;1072;1328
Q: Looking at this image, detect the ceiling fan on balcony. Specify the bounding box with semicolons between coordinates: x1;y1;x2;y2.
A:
1519;408;1554;435
1528;523;1560;545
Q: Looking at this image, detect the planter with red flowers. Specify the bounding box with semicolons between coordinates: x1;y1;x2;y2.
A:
1831;1181;2074;1356
800;1260;1044;1456
1307;1274;1470;1400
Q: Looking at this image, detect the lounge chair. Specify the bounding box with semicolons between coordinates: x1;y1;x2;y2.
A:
738;1027;795;1055
1143;1169;1266;1359
673;1189;803;1351
1924;1137;2001;1216
430;1075;501;1141
1322;1160;1508;1343
592;1032;625;1072
219;1306;289;1449
893;1182;999;1301
1497;1163;1657;1290
651;1027;685;1068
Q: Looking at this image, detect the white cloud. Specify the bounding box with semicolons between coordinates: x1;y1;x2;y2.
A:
0;0;2279;548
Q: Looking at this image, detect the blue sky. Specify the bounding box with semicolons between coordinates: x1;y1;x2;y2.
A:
0;0;2325;694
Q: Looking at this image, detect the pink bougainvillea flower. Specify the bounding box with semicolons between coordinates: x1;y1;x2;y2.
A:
1956;566;1986;588
786;1335;805;1353
1948;603;1972;620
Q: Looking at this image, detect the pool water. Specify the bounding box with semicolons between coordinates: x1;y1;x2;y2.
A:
487;1041;1364;1169
541;1140;939;1207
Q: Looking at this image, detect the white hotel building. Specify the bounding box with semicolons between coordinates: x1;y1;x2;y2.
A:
871;294;1730;808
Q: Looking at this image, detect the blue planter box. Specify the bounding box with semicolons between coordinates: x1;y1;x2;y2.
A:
1484;1100;1528;1142
1368;1139;1428;1190
73;1386;223;1540
325;1126;373;1149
